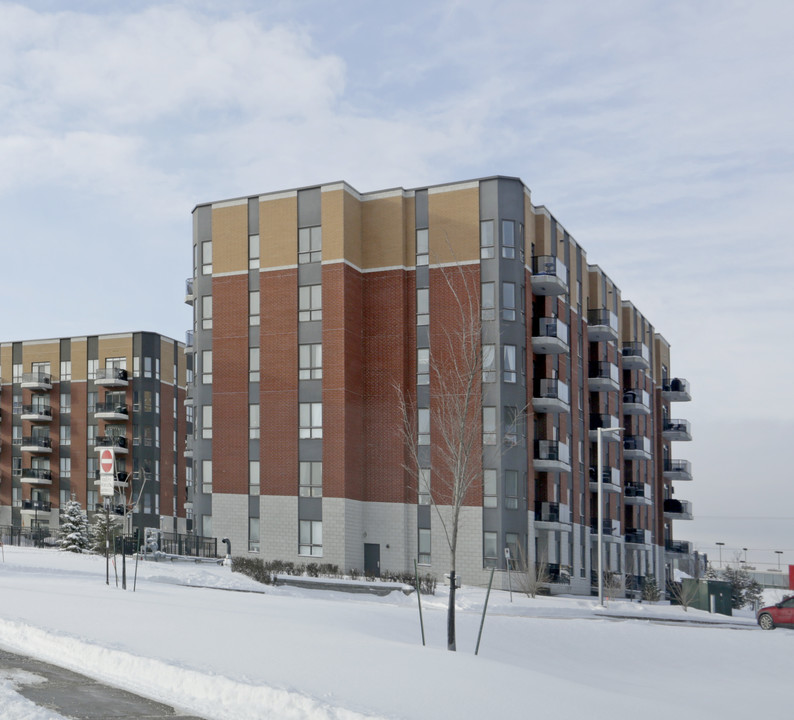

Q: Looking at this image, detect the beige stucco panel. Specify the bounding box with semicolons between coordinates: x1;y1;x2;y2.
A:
260;196;297;269
97;337;133;371
0;345;12;382
22;342;60;378
362;194;410;269
533;211;552;257
321;188;363;268
71;338;88;382
428;187;479;264
160;337;176;385
212;204;248;274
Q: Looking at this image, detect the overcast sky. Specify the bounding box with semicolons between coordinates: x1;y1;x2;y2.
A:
2;0;792;566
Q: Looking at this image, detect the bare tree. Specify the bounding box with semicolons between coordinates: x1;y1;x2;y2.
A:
667;578;700;611
397;260;484;652
514;540;550;598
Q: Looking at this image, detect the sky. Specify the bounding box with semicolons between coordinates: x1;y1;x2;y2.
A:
1;1;793;565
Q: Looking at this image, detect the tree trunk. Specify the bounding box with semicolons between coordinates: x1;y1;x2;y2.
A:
447;570;457;651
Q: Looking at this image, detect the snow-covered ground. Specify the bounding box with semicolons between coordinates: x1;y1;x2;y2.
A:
0;547;791;720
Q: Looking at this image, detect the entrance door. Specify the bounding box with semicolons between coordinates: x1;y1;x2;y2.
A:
364;543;380;577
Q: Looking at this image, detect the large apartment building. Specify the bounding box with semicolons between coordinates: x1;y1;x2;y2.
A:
185;176;693;593
0;332;189;538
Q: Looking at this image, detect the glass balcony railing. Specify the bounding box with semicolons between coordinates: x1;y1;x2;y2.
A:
95;435;128;449
22;499;52;512
21;405;53;418
532;256;568;283
534;440;570;465
621;342;650;367
21;468;53;481
588;361;620;385
534;318;569;343
94;402;129;416
534;501;571;524
587;308;619;332
21;436;52;450
534;378;570;404
95;368;128;384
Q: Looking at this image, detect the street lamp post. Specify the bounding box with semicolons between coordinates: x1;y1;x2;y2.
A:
716;542;725;568
743;547;748;566
775;550;783;571
596;425;623;607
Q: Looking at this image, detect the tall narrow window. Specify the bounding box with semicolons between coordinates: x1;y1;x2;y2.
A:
248;518;260;552
299;461;322;497
60;360;71;381
87;359;98;380
249;461;260;495
299;344;322;380
502;282;516;321
201;350;212;384
249;234;260;269
417;348;429;385
299;520;323;556
299;285;322;321
60;425;71;446
60;393;71;414
483;407;496;445
202;405;212;439
299;402;322;439
503;345;516;383
482;344;496;382
416;229;429;266
202;241;212;275
249;404;260;439
502;220;515;259
418;408;430;445
480;220;495;259
483;469;497;508
504;406;521;446
298;226;322;264
416;288;429;326
249;348;260;383
418;468;431;505
249;291;260;326
202;296;213;329
481;282;495;321
418;528;431;565
483;532;498;567
505;470;519;509
202;460;212;494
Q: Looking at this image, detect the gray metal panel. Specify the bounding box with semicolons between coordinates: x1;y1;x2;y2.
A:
299;440;322;462
298;187;321;228
298;496;322;520
415;189;428;229
248;325;259;346
298;380;322;403
248;495;259;517
416;385;430;407
298;322;322;344
298;262;322;286
248;197;259;235
417;504;431;528
196;204;212;242
415;265;429;288
416;326;429;348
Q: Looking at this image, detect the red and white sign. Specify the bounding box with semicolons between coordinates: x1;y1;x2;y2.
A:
99;448;115;497
100;449;115;474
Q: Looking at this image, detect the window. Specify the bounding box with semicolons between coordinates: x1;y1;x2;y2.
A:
299;344;322;380
481;282;495;321
480;220;495;259
60;425;71;446
299;461;322;497
249;234;260;269
12;363;22;383
202;295;213;330
60;360;71;381
483;531;498;568
299;285;322;321
144;356;153;378
12;394;21;414
505;532;520;568
418;528;431;565
416;288;429;326
202;240;212;275
249;348;260;382
87;391;98;412
416;228;429;266
249;404;260;439
202;405;212;439
299;520;323;556
202;460;212;494
483;469;497;508
417;348;429;385
502;282;516;321
298;226;322;264
249;291;260;326
202;515;212;538
248;518;260;552
505;470;519;510
299;402;322;439
60;457;71;478
418;468;431;505
87;490;98;511
143;390;153;412
87;358;98;380
249;461;260;495
12;457;22;476
504;406;521;446
502;220;515;259
503;345;517;383
144;494;152;514
482;344;496;382
106;357;126;371
87;424;98;445
418;408;430;445
483;407;496;445
12;425;21;445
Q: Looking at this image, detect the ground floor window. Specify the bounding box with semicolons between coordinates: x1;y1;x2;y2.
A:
418;528;431;565
299;520;322;557
249;518;260;553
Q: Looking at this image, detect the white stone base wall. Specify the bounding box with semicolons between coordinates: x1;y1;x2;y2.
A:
0;507;12;527
211;493;249;558
260;495;298;561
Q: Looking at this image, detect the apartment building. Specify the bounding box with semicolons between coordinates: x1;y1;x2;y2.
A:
186;176;693;593
0;332;188;538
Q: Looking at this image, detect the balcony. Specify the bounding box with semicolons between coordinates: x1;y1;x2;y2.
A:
624;482;653;506
95;368;129;388
20;405;53;422
591;518;621;541
92;469;130;488
534;501;572;530
623;434;652;460
663;419;692;441
533;440;571;474
21;500;52;514
531;256;568;296
625;528;652;546
622;388;651;416
588;413;621;442
94;435;129;455
185;277;195;305
21;436;52;454
664;498;694;521
184;446;193;459
587;309;619;342
21;372;52;391
588;361;620;392
21;468;53;484
544;563;572;585
621;342;650;370
532;318;569;355
533;379;570;414
95;402;130;422
663;459;693;481
589;466;621;494
185;330;194;349
662;377;691;402
665;540;692;555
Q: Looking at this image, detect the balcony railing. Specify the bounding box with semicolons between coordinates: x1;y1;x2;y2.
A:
95;435;128;451
185;277;195;305
663;498;694;520
21;436;52;452
20;372;53;390
586;308;619;342
531;256;568;295
589;466;621;492
21;468;53;482
625;528;652;545
663;419;692;441
591;519;621;537
624;434;652;459
661;377;691;402
625;482;652;505
544;563;572;585
533;440;571;473
665;540;692;554
94;368;129;387
622;388;651;415
663;459;693;481
589;413;621;441
533;379;570;414
22;500;52;512
534;501;571;525
186;330;194;348
20;405;53;421
621;342;650;369
588;361;620;392
532;318;569;354
95;402;130;420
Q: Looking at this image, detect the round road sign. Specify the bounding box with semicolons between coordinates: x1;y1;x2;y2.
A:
100;448;114;474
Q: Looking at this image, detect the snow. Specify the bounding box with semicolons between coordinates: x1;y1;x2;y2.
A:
0;547;792;719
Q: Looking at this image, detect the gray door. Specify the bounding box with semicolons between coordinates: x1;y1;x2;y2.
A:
364;543;380;577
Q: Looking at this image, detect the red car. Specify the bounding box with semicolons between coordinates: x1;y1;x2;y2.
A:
757;595;794;630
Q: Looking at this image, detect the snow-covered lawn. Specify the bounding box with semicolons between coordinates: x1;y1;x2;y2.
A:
0;547;791;719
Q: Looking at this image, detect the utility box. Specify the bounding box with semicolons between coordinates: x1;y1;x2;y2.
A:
679;578;732;616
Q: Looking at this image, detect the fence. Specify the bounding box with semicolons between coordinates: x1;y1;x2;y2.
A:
0;525;55;548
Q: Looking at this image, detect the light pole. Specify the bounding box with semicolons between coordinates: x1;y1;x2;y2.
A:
775;550;783;571
743;547;748;566
716;542;725;568
597;425;623;607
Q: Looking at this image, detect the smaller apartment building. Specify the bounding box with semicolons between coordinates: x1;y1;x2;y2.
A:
0;332;189;537
186;176;694;593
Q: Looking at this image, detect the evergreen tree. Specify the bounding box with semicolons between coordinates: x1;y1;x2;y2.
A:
642;574;661;602
91;511;120;554
721;564;760;609
705;563;719;580
57;498;90;553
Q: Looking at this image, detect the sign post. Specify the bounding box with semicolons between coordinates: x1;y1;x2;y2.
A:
99;448;115;586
